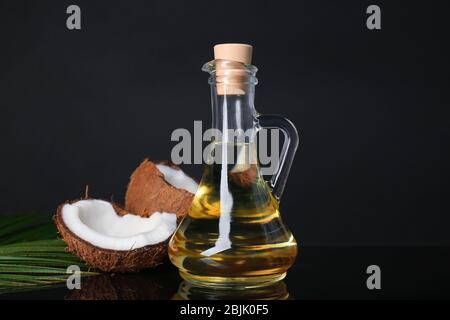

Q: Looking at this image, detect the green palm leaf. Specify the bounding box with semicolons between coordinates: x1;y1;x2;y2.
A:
0;214;98;295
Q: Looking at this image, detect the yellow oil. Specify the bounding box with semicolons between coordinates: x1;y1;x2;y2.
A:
168;143;297;288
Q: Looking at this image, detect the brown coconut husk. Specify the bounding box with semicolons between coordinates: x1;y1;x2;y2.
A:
54;201;169;273
125;159;195;221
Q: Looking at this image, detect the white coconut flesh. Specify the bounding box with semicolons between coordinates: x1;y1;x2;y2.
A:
61;199;177;251
156;163;198;194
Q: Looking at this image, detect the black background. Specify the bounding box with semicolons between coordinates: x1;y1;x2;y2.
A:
0;0;449;246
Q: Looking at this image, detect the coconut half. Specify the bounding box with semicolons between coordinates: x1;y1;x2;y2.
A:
55;200;176;272
55;159;198;272
59;199;176;250
125;159;198;221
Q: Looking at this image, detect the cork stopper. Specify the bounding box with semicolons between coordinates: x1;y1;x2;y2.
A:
214;44;253;65
213;43;253;95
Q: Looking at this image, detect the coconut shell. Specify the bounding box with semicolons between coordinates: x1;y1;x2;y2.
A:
125;159;195;221
54;202;168;273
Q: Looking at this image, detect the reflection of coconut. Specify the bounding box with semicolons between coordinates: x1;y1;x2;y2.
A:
229;143;258;188
54;159;198;273
67;273;173;300
229;164;257;188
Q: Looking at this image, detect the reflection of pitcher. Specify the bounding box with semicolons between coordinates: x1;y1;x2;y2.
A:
173;281;290;300
169;44;299;288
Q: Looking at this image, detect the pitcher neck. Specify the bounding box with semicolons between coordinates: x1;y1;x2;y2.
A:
203;59;259;143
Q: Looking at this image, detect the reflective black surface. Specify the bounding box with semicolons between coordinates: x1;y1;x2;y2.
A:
2;246;450;300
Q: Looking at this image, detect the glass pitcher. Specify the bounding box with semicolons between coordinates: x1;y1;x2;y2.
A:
168;44;299;288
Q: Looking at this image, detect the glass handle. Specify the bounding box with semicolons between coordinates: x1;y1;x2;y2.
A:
257;114;299;200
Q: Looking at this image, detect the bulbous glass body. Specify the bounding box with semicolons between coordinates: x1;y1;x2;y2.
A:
169;59;299;288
